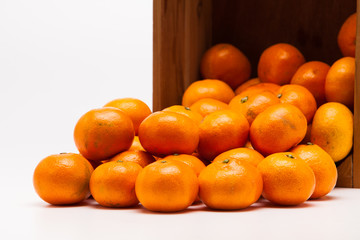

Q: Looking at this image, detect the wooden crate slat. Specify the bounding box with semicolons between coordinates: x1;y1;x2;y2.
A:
353;0;360;188
153;0;212;112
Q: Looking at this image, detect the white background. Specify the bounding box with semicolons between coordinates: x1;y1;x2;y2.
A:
1;1;360;240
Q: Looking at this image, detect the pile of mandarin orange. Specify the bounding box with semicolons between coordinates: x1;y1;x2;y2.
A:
34;13;355;212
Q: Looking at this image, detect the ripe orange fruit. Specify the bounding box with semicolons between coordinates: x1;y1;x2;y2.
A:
104;98;151;135
229;90;280;125
197;110;249;161
110;150;155;168
163;154;206;177
190;98;229;118
300;123;312;145
325;57;355;109
135;160;198;212
277;84;317;123
290;61;330;106
90;161;142;208
74;107;134;161
198;159;262;210
212;147;264;167
311;102;353;162
250;103;307;156
240;83;281;96
182;79;235;107
162;105;203;125
291;143;338;199
33;153;94;205
234;78;261;95
338;13;356;57
129;136;145;151
258;43;305;85
200;43;251;89
257;152;315;205
138;111;199;157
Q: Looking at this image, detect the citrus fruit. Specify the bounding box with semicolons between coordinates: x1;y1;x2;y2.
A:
182;79;235;107
162;105;203;125
338;13;356;57
290;61;330;106
257;152;315;205
162;154;206;177
74;107;134;161
229;90;280;125
200;43;251;89
190;98;229;118
110;150;155;168
291;143;338;199
277;84;317;123
197;110;249;161
258;43;305;85
198;159;262;210
212;147;264;167
104;98;151;135
90;161;142;208
325;57;355;109
250;103;307;156
33;153;94;205
135;160;198;212
310;102;353;162
138;111;199;157
235;78;261;95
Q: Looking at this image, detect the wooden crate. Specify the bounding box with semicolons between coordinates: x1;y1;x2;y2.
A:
153;0;359;188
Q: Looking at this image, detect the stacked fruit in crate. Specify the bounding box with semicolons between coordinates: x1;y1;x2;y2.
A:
33;13;356;212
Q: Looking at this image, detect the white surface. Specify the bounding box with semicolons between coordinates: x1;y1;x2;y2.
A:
2;187;360;240
1;1;360;240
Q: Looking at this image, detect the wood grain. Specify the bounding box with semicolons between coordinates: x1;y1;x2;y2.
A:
353;0;360;188
212;0;356;78
153;0;212;111
336;154;353;187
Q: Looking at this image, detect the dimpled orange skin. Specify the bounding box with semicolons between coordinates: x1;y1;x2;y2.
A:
325;57;355;109
109;150;155;168
291;144;338;199
190;98;230;118
33;153;94;205
162;105;203;125
229;90;280;125
213;148;264;167
74;107;134;161
277;84;317;123
90;161;142;208
135;160;199;212
104;98;152;135
235;78;261;95
338;13;356;57
198;159;263;210
182;79;235;107
258;43;305;85
200;43;251;89
257;152;315;205
290;61;330;106
239;83;281;96
197;110;249;161
138;111;199;157
163;154;206;177
250;103;307;156
310;102;353;162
